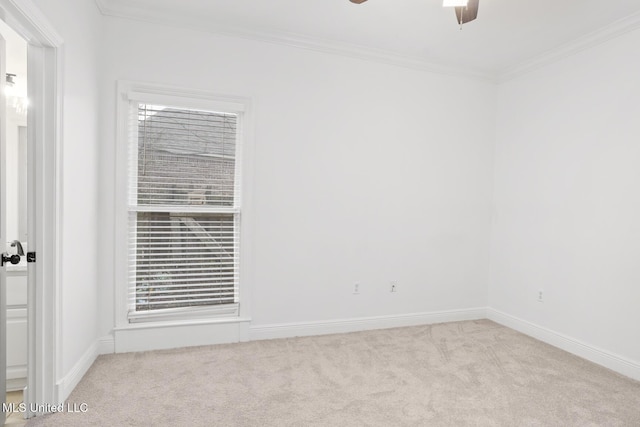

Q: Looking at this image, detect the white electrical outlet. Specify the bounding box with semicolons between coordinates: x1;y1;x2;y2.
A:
353;283;360;294
537;289;544;302
390;281;397;293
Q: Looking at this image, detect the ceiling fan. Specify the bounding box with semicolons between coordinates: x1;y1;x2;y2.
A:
349;0;480;26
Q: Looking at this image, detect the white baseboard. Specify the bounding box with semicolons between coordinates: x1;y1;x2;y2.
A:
249;307;488;341
98;334;115;355
55;340;99;403
487;308;640;381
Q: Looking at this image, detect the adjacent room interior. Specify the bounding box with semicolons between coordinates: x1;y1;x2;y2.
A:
0;16;28;427
1;0;639;425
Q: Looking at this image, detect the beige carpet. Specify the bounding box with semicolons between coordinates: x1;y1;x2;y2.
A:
26;320;640;426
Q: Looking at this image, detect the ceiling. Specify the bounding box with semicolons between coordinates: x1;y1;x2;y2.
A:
98;0;640;79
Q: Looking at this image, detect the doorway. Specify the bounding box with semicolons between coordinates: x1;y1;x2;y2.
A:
0;0;61;423
1;17;28;426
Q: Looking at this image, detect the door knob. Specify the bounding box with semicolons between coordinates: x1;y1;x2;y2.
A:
1;252;21;267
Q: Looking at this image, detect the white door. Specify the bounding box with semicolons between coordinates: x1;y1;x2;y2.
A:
1;31;8;426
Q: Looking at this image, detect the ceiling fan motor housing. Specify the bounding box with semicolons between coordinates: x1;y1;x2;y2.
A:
348;0;480;27
455;0;479;24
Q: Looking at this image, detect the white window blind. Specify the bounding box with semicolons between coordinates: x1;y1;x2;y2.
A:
127;102;240;320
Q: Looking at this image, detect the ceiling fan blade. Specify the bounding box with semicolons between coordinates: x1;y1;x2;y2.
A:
455;0;479;24
350;0;368;4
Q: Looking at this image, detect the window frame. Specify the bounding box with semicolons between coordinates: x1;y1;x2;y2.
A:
114;81;253;327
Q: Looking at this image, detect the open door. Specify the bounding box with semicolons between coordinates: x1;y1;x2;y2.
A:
1;31;8;426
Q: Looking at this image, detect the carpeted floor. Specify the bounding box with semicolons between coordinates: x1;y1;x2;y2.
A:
26;320;640;426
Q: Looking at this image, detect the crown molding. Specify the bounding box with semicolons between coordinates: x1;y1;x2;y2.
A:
94;0;640;84
499;10;640;82
0;0;63;46
93;0;496;82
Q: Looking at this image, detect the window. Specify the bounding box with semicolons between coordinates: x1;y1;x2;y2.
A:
125;97;243;323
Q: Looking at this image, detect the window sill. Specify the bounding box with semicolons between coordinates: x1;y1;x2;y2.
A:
115;315;251;331
126;303;241;325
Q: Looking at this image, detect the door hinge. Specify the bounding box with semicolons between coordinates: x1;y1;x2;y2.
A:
27;252;36;263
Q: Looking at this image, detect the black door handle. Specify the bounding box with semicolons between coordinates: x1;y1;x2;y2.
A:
11;240;24;256
1;252;21;267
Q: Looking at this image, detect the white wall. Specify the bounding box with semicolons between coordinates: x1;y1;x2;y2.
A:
98;17;496;337
32;0;102;377
490;28;640;364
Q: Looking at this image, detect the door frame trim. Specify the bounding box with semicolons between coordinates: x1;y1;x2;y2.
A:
0;0;63;415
